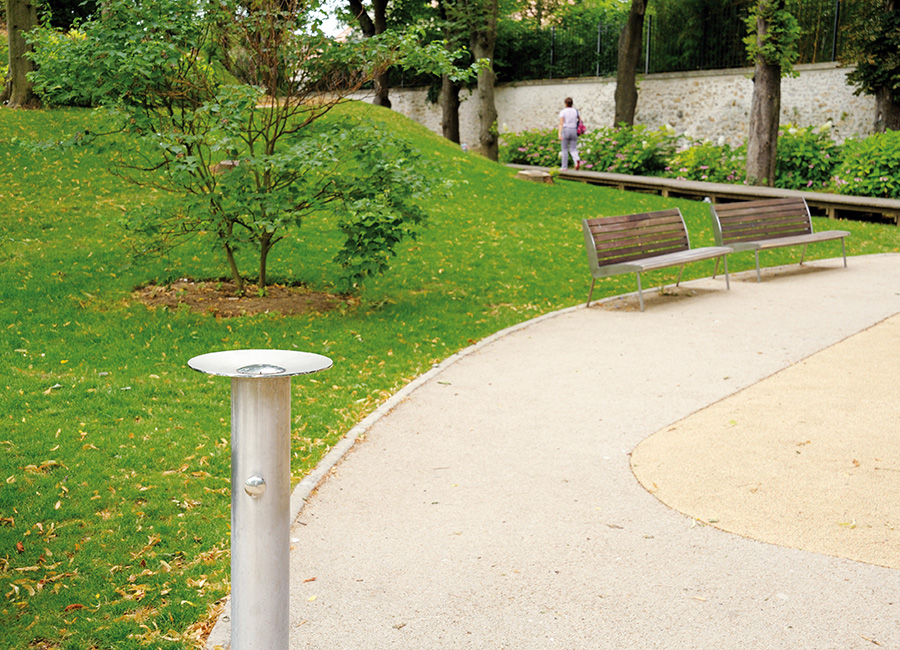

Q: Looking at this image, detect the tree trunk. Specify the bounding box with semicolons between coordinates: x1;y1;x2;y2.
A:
746;12;782;186
441;74;461;143
373;72;391;108
875;0;900;132
259;234;273;293
2;0;40;108
471;0;499;161
348;0;391;108
224;243;245;295
613;0;648;127
874;86;900;132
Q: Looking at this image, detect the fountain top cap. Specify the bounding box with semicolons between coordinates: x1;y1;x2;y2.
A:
188;349;332;378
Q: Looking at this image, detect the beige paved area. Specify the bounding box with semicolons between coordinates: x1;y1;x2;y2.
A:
632;311;900;571
207;253;900;650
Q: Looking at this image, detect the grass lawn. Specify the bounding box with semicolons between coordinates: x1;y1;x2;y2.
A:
1;103;898;649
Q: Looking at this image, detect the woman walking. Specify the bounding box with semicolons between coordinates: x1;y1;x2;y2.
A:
558;97;581;171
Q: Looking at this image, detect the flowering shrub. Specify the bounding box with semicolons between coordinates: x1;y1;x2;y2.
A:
664;139;746;183
776;123;842;190
499;128;560;166
500;124;677;175
578;124;677;176
831;130;900;200
501;124;898;200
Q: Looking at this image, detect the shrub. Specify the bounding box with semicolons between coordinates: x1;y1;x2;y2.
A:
664;139;746;183
499;128;560;167
831;130;900;199
26;27;97;107
775;123;842;190
577;124;677;176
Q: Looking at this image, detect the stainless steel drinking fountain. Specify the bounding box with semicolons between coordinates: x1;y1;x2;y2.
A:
188;349;332;650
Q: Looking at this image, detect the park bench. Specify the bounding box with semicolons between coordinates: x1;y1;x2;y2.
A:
709;197;850;282
582;208;732;311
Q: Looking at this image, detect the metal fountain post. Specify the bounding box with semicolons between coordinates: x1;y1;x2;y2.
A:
188;349;332;650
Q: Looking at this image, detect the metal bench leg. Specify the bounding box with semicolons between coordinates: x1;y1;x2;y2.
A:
636;273;645;312
586;278;596;307
800;243;808;266
712;257;720;279
841;239;847;267
675;264;685;287
755;251;761;282
723;255;730;289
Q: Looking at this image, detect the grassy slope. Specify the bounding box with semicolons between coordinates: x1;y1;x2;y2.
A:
1;103;898;649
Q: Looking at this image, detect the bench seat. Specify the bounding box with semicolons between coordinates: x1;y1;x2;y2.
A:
709;197;849;281
583;208;732;311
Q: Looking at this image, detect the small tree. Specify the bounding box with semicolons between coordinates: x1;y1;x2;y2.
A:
744;0;799;186
30;0;472;293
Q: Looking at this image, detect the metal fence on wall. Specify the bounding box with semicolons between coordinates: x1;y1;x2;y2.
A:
494;0;851;84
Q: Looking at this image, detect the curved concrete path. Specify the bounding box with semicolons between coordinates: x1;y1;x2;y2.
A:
212;253;900;649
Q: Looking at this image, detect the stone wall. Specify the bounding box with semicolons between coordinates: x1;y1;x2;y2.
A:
359;63;875;151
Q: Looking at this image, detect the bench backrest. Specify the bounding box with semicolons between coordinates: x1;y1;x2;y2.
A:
582;208;690;272
710;197;813;246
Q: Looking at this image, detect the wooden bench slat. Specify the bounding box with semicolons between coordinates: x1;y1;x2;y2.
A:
592;228;688;249
586;214;683;234
723;220;812;240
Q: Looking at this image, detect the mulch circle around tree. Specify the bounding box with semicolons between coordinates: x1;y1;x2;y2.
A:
133;279;357;318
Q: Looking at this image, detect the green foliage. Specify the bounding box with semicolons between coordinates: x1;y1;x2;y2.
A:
28;0;209;108
775;122;842;190
332;128;438;290
843;2;900;104
24;27;95;107
493;1;627;82
577;124;677;176
499;128;559;166
831;130;900;199
649;0;750;73
744;0;800;75
665;139;746;183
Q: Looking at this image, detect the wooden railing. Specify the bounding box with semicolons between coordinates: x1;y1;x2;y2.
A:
509;165;900;226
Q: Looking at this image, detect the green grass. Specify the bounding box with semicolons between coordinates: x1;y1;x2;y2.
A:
2;103;899;650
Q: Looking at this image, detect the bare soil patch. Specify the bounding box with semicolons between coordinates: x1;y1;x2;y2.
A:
133;279;356;318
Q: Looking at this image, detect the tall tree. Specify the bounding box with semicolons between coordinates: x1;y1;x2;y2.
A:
613;0;648;126
1;0;39;108
437;0;463;143
744;0;798;186
467;0;499;159
843;0;900;132
348;0;392;107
